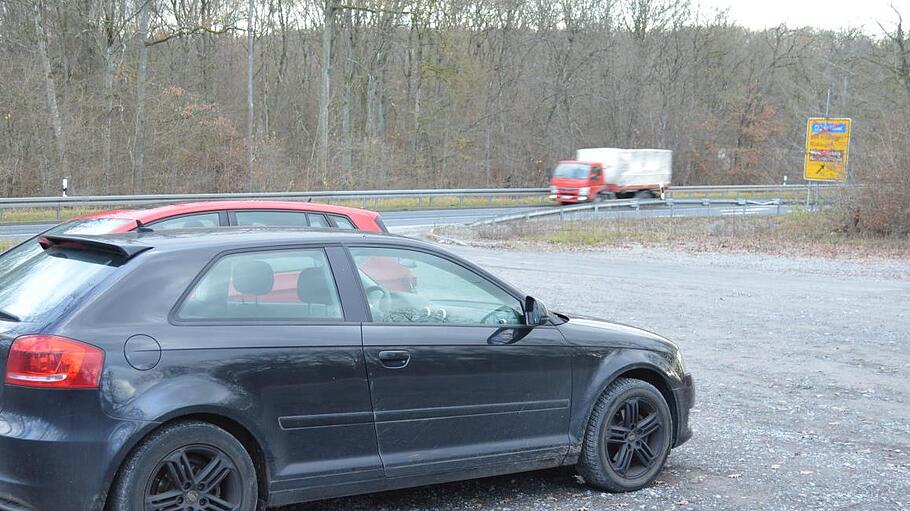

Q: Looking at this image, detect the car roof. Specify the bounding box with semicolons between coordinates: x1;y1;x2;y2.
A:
74;200;380;223
49;227;421;255
39;227;529;302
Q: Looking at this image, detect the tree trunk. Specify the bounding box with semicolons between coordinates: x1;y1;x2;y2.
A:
102;47;114;191
317;0;335;188
340;9;353;176
131;0;150;193
247;0;255;191
34;4;67;194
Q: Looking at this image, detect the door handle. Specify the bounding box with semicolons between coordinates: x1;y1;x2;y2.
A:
378;350;411;369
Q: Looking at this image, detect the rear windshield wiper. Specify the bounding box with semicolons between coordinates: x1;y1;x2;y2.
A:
0;309;21;322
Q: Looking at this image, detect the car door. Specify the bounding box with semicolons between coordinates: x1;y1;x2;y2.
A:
349;245;572;478
171;245;382;491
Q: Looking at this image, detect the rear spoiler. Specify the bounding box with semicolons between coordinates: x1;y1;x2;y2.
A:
38;235;152;259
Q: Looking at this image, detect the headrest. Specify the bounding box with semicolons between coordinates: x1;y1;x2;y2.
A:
297;267;335;305
233;260;274;296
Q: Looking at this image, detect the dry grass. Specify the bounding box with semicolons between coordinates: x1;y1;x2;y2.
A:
442;210;909;260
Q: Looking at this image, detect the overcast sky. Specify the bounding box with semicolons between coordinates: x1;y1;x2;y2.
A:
696;0;909;32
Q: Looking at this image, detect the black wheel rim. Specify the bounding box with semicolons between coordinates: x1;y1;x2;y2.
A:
144;444;242;511
603;397;664;479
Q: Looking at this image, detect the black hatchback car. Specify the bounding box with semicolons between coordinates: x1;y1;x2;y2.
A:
0;229;693;511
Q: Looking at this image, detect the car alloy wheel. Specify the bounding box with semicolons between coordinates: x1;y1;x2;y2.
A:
603;397;663;478
145;444;243;511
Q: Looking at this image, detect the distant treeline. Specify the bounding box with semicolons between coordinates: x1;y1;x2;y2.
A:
1;0;908;196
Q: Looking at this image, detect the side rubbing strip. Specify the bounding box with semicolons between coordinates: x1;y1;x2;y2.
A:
279;411;374;430
375;399;571;423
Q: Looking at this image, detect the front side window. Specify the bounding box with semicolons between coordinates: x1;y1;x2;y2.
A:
349;247;523;325
178;249;343;322
150;213;220;230
234;210;308;227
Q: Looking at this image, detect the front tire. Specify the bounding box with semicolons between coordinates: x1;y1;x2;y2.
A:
108;421;259;511
577;378;672;492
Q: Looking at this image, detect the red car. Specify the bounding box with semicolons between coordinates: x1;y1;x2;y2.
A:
8;201;416;292
60;200;387;234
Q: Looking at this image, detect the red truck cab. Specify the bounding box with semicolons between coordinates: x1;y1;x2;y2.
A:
549;160;605;204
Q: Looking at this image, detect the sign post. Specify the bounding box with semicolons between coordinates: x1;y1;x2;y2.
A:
804;118;851;182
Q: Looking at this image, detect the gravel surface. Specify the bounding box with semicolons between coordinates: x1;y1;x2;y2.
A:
277;245;910;511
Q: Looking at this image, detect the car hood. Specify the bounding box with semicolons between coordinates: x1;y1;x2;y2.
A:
555;313;677;354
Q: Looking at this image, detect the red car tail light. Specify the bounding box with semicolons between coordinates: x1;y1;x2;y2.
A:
5;335;104;389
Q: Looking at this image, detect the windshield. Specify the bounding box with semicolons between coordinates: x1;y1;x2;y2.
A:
552;163;591;179
0;217;135;264
46;218;136;235
0;243;124;322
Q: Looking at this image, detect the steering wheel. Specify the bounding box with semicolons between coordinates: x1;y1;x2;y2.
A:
481;305;520;325
364;285;391;317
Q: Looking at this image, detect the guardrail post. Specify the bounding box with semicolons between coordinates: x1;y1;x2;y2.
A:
459;196;465;208
669;200;674;217
776;200;781;216
56;205;61;221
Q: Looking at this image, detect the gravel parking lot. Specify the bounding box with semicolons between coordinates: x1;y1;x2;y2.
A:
279;246;910;511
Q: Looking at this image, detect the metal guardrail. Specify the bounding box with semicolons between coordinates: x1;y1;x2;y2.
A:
0;184;833;210
470;198;787;226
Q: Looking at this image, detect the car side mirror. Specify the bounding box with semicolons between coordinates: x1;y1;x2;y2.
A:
524;296;549;326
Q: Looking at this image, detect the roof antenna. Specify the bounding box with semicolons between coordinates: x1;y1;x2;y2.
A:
135;219;154;233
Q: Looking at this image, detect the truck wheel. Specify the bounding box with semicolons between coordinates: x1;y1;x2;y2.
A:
577;378;672;492
634;191;653;199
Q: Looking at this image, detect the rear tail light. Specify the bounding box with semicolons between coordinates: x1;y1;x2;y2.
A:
5;335;104;389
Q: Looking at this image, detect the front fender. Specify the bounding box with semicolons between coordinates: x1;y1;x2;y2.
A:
568;346;679;454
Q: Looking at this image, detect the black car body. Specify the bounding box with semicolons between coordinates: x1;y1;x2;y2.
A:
0;229;693;511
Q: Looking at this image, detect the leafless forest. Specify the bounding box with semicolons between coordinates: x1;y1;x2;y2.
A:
1;0;909;196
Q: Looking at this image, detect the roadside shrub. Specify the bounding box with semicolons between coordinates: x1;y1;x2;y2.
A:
836;157;910;237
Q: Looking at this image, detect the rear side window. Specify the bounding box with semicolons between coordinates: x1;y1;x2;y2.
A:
306;213;329;228
149;213;220;230
177;249;344;322
235;210;308;227
329;215;356;229
0;244;123;322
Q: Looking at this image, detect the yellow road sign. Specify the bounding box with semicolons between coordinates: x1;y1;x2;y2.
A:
804;118;851;182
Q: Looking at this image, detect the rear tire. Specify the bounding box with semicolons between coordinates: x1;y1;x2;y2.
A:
577;378;672;492
633;190;654;199
108;421;259;511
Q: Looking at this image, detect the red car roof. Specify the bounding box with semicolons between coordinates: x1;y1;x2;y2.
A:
73;200;383;233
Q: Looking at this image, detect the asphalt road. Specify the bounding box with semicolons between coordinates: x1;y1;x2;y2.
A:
0;203;788;241
275;245;909;511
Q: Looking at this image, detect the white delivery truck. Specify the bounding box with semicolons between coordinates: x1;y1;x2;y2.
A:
575;147;672;199
551;148;672;203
